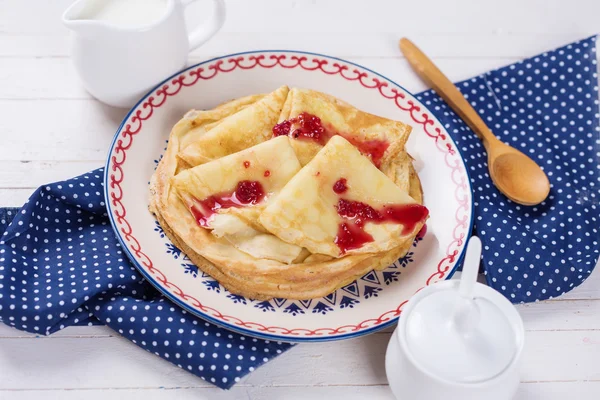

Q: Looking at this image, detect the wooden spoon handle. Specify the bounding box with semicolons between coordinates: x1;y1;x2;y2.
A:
399;38;498;146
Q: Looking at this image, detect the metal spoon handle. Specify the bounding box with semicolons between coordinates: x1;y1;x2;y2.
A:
399;38;498;147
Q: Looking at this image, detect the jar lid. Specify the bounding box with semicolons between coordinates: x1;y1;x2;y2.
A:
402;281;522;384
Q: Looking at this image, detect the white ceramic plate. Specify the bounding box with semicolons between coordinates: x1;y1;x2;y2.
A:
104;51;473;342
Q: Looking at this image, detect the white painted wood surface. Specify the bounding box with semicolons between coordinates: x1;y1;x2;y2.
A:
1;0;599;399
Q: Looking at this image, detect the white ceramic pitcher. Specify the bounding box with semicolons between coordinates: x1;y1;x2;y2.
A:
62;0;226;108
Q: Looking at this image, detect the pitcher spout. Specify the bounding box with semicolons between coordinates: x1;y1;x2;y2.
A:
62;0;110;36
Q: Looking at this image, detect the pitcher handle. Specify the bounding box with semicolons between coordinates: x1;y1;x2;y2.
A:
182;0;226;51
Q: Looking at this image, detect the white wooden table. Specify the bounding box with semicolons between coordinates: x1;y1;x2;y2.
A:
1;1;600;399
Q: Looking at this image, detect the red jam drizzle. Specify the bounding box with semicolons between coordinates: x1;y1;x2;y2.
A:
243;161;251;168
272;112;327;142
189;180;265;228
342;136;388;168
335;222;374;253
334;198;429;254
264;170;271;177
416;224;427;240
332;178;348;194
272;112;390;167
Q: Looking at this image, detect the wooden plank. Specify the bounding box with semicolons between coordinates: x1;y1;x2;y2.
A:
0;387;397;400
1;382;599;400
0;32;594;59
0;388;239;400
520;331;600;382
1;330;599;389
2;0;600;36
0;100;125;162
517;382;600;400
0;189;32;207
0;161;101;189
2;382;600;400
0;0;72;35
0;324;113;338
0;34;69;57
0;59;89;100
517;299;600;331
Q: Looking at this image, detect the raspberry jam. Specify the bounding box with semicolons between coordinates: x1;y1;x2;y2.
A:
342;136;389;168
332;178;348;194
264;170;271;177
334;199;429;254
272;112;390;167
273;112;327;141
272;120;291;137
243;161;250;168
292;112;326;141
335;222;374;253
189;180;265;227
416;224;427;240
235;180;265;204
336;199;380;227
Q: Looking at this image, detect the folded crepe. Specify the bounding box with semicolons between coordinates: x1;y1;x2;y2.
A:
178;85;289;167
172;136;306;264
149;86;427;300
260;136;428;257
273;87;412;167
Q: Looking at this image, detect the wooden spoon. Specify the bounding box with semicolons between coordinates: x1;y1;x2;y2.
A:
399;38;550;206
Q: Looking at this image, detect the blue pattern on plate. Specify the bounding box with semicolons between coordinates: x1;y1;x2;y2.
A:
153;218;423;314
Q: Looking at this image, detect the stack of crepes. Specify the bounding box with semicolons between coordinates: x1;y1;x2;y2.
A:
149;86;429;300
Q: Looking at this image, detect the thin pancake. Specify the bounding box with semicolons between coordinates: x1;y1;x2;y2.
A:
276;87;412;166
260;136;427;257
149;88;426;300
178;85;289;166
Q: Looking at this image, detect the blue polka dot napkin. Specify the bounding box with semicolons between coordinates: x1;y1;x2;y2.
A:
415;35;600;302
0;36;598;387
0;172;292;389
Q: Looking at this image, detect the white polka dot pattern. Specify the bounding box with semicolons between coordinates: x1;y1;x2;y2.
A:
415;35;600;302
0;170;292;389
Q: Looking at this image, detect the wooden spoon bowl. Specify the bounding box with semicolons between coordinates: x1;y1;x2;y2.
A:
488;142;550;206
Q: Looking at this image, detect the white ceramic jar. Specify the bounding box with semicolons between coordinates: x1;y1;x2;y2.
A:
386;280;525;400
